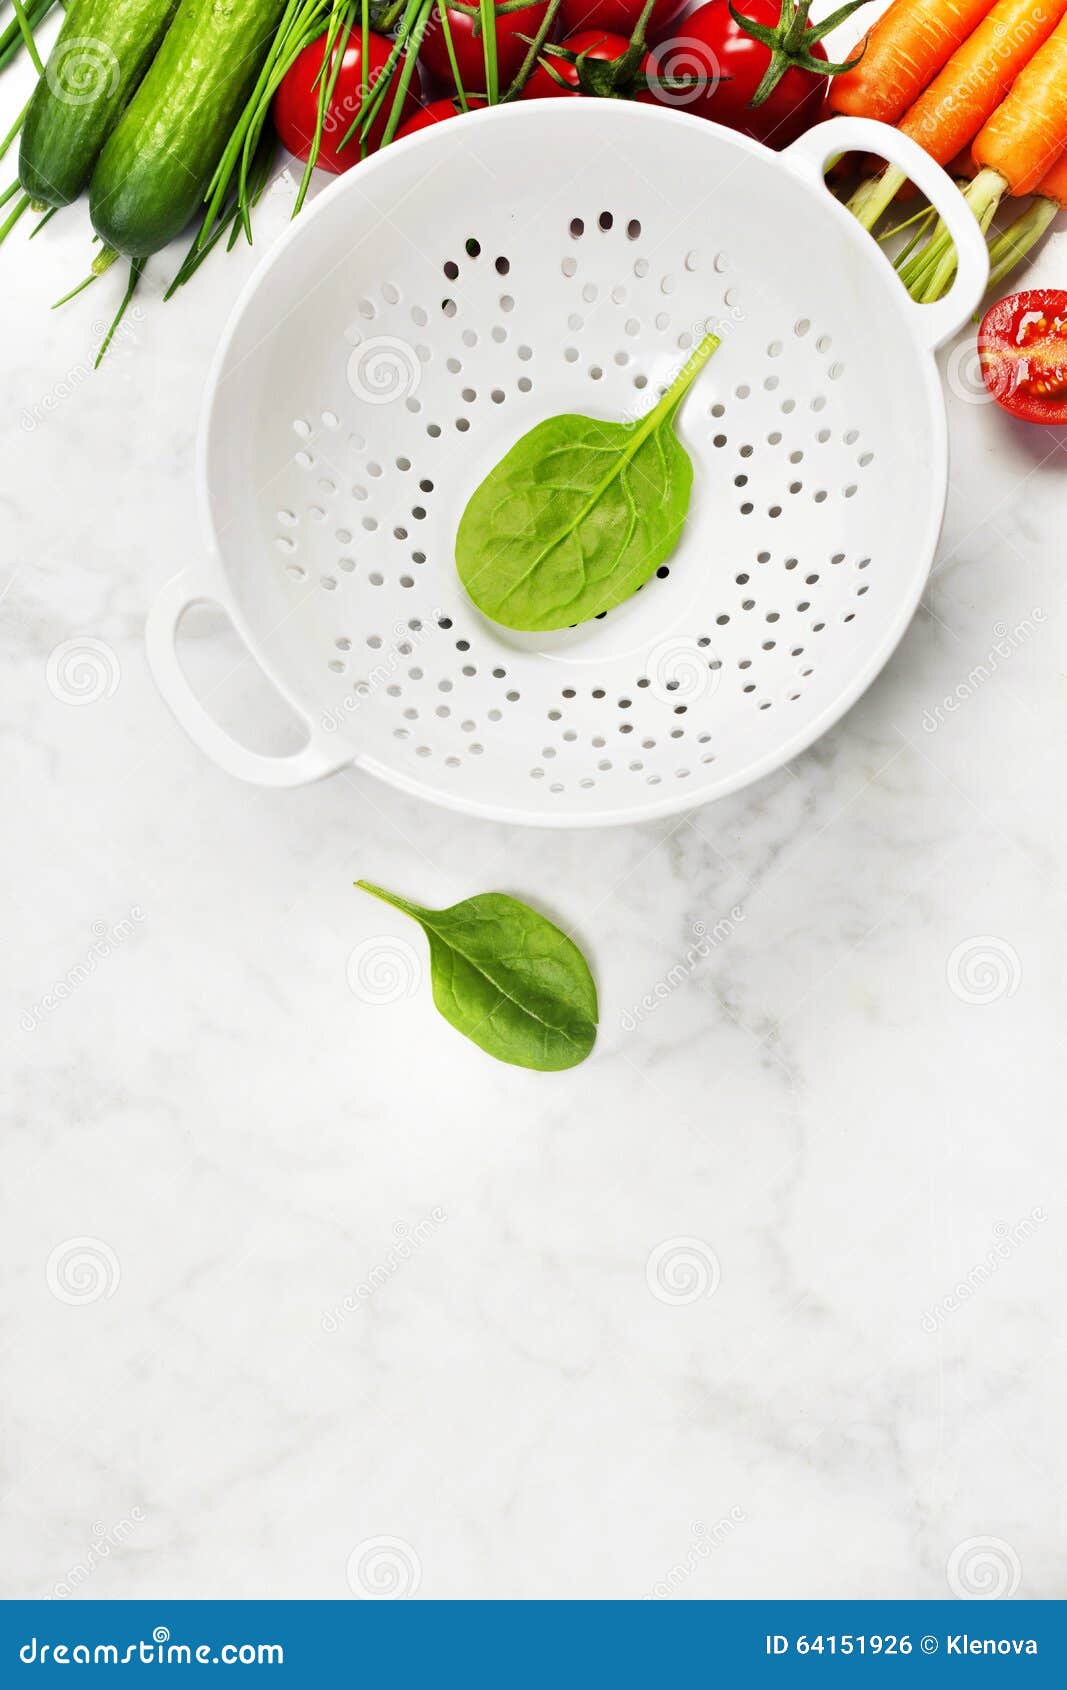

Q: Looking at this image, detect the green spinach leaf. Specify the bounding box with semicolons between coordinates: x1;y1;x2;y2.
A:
356;880;598;1071
456;329;721;632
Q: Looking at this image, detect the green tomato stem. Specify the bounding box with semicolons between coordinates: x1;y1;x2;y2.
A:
501;0;562;99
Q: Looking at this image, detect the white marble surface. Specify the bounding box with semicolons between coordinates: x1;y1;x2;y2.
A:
4;8;1067;1603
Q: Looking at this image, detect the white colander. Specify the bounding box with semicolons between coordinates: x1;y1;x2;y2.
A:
146;103;987;826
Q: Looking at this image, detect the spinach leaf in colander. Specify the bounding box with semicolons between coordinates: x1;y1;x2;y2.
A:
455;329;721;632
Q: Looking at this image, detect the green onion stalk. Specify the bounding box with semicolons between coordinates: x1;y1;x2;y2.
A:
0;0;57;72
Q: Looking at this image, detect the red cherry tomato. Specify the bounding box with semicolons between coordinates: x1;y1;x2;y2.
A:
394;95;488;139
272;28;420;172
420;0;549;96
978;290;1067;426
520;29;654;98
647;0;830;149
558;0;685;43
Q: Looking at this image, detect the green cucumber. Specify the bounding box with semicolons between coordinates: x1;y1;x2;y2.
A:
89;0;286;258
19;0;180;207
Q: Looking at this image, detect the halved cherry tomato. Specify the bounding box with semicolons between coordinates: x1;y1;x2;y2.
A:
520;29;654;98
558;0;686;43
420;0;549;96
273;28;421;171
647;0;837;149
979;290;1067;426
394;95;488;139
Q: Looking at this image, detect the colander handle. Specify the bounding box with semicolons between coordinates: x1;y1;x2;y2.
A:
783;119;990;353
145;568;352;788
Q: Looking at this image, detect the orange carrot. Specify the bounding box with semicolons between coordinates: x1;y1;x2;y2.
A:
831;0;998;123
899;17;1067;302
847;0;1067;228
1032;147;1067;205
972;11;1067;190
901;0;1067;165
